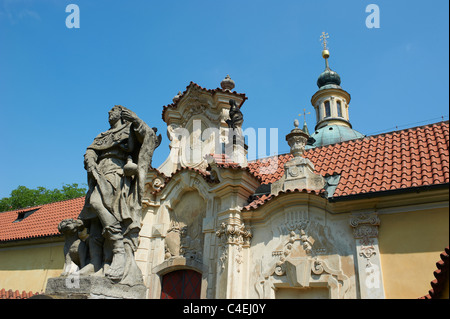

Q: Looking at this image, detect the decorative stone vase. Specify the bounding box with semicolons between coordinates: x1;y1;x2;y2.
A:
124;156;138;176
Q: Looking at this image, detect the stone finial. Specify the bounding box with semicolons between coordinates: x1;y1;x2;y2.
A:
286;124;309;158
270;120;325;195
172;91;182;103
221;74;235;91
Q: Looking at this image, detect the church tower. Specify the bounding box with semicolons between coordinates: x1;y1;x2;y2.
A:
157;75;248;177
307;33;364;149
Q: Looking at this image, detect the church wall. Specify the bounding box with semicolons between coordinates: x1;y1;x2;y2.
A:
0;240;64;293
378;206;449;299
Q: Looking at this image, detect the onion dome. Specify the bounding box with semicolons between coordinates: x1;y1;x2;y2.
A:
317;48;341;89
317;67;341;89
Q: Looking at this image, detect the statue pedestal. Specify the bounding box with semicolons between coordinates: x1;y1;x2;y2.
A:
44;275;147;299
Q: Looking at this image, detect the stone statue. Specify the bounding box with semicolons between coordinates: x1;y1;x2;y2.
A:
75;105;161;285
225;99;243;130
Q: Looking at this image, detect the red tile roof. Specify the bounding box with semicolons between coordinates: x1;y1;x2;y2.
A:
419;246;449;299
0;197;84;243
243;188;326;211
248;153;294;184
248;121;449;199
0;288;40;299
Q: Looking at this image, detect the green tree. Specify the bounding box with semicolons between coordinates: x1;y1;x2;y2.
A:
0;183;86;212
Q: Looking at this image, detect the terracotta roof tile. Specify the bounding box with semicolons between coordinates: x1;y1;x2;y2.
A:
248;153;293;185
0;288;40;299
419;246;449;299
0;197;84;243
243;188;326;211
248;121;449;198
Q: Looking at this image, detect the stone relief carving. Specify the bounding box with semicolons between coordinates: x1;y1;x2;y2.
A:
350;213;384;295
165;222;203;262
350;213;380;240
164;221;182;259
311;258;350;299
164;192;205;263
216;222;252;246
254;211;352;299
272;229;315;276
180;225;203;261
255;256;350;299
179;87;220;127
275;211;327;259
216;221;252;273
350;213;380;266
145;176;166;195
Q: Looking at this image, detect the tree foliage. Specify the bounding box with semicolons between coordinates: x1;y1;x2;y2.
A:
0;183;87;212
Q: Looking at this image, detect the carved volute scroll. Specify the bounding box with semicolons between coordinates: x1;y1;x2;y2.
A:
350;213;380;262
216;222;252;247
256;256;351;299
216;221;252;273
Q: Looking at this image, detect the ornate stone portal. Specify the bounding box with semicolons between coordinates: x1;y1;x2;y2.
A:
46;106;161;299
253;210;353;299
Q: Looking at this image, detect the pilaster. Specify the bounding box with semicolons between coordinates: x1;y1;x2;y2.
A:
215;220;252;299
350;213;385;299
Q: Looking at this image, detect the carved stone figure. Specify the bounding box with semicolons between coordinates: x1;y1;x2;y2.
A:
165;222;182;259
58;218;88;276
225;99;243;130
75;105;161;285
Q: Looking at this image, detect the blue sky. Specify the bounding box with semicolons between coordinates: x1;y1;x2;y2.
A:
0;0;448;198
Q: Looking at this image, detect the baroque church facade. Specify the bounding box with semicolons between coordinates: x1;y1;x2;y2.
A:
132;48;449;299
0;47;448;299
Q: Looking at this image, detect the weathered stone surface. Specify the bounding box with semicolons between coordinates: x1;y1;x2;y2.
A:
45;276;146;299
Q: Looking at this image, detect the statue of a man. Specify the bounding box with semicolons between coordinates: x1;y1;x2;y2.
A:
78;105;161;284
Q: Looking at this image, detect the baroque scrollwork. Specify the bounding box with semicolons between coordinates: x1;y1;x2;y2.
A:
350;213;380;267
256;257;351;299
272;229;315;276
350;213;380;243
311;258;350;299
216;221;252;273
216;221;252;247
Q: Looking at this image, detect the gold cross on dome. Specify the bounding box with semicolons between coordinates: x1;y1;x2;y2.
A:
299;108;311;123
320;32;329;50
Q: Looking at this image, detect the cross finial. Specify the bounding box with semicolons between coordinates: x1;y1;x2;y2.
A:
320;32;329;50
299;108;311;124
320;32;330;67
